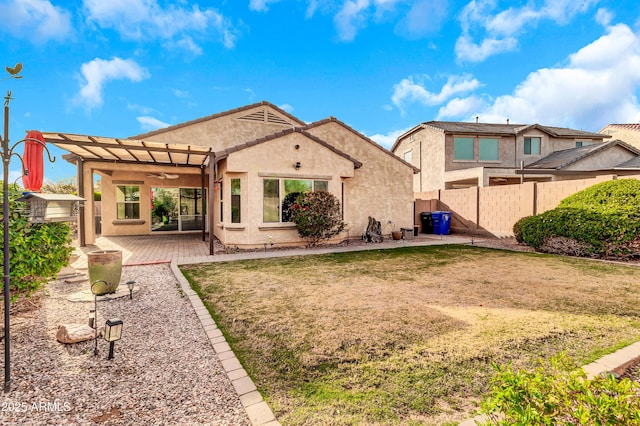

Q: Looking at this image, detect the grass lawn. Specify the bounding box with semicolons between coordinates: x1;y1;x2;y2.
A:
180;245;640;425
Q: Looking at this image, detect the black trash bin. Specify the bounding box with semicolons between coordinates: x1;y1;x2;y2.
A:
420;212;433;234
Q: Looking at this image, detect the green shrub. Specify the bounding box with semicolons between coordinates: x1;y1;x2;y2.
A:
0;185;73;300
480;353;640;425
289;191;345;247
515;179;640;258
559;178;640;214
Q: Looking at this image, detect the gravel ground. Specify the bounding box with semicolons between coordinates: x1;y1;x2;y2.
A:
0;264;250;425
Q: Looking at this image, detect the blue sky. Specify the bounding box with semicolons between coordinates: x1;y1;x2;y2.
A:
1;0;640;182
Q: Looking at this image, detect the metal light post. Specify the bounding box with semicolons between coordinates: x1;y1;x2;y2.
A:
2;91;10;393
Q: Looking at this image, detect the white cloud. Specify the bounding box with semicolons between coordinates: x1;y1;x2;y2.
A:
456;0;599;63
391;74;481;112
83;0;238;51
368;127;411;149
595;8;613;27
466;23;640;129
279;103;294;113
394;0;448;39
249;0;282;12
436;95;486;120
0;0;72;43
334;0;371;41
76;57;149;109
137;116;171;132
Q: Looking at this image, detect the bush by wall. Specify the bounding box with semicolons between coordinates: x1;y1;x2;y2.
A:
514;179;640;259
0;185;73;300
289;190;345;247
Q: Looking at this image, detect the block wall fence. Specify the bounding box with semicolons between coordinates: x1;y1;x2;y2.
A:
414;174;640;237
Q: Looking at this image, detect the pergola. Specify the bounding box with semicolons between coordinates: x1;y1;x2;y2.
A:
42;132;219;254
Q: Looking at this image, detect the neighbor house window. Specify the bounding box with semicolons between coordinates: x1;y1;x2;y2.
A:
479;138;499;161
263;178;329;223
576;141;590;147
231;178;241;223
403;150;412;164
524;137;541;155
116;185;140;220
454;137;474;160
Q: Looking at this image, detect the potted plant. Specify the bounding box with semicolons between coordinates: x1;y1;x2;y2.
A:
389;220;402;240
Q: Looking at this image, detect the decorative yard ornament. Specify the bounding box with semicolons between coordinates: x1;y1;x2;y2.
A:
22;130;46;191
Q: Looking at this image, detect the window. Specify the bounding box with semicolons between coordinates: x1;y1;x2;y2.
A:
263;178;329;223
219;181;223;222
576;141;590;147
454;137;474;160
479;138;499;161
524;137;541;155
231;178;241;223
403;150;412;164
116;185;140;219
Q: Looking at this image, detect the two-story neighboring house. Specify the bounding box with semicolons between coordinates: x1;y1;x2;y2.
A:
391;121;610;192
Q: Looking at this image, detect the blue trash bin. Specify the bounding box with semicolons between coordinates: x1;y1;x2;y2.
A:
440;211;452;235
431;211;443;234
432;211;452;235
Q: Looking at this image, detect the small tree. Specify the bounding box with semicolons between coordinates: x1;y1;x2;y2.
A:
289;190;344;247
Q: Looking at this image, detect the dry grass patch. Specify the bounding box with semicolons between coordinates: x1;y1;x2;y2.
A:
181;245;640;425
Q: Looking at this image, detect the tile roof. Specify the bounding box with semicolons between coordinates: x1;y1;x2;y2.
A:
602;123;640;132
525;140;640;170
424;121;607;138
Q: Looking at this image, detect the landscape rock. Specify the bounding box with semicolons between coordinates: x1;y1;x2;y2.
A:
56;323;100;344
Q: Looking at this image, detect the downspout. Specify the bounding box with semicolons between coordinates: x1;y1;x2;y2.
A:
419;140;423;192
77;158;85;247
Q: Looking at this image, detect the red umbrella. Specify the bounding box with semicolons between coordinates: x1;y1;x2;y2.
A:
22;130;46;192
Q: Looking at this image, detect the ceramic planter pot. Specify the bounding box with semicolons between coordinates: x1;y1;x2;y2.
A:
87;250;122;295
392;231;402;240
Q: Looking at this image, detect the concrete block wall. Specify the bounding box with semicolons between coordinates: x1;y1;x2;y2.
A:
415;175;640;237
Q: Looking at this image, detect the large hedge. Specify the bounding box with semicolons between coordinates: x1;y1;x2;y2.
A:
0;184;73;300
514;179;640;258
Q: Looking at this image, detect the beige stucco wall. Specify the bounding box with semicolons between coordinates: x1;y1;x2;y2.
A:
393;126;446;194
564;146;636;171
138;104;298;151
306;121;415;237
215;131;356;248
600;126;640;149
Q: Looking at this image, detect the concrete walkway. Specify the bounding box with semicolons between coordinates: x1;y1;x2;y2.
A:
68;234;640;425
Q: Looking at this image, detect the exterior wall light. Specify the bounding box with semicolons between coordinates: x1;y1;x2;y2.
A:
295;162;301;170
104;318;123;360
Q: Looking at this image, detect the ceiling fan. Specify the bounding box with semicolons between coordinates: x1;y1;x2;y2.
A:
147;172;179;180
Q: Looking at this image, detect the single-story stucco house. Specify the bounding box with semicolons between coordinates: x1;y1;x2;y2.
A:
43;101;418;253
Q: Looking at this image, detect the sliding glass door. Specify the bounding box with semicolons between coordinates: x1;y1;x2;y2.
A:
151;187;206;232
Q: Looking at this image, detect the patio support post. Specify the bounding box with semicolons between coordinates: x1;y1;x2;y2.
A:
77;158;85;247
208;154;215;255
201;166;205;242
